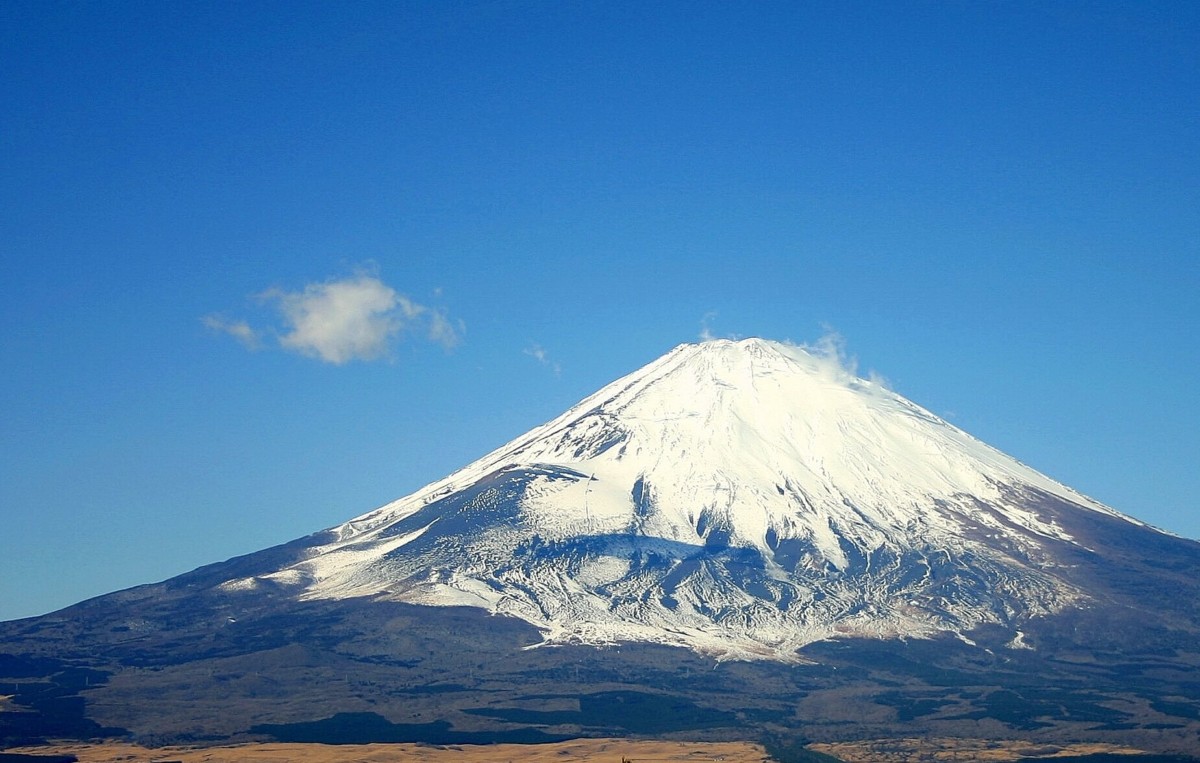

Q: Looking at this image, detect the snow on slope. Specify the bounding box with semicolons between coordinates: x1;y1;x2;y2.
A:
225;338;1142;661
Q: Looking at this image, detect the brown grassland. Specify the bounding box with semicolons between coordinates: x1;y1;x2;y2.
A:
5;739;771;763
7;737;1164;763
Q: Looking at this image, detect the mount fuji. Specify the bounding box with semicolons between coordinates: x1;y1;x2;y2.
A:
237;338;1136;660
4;338;1200;752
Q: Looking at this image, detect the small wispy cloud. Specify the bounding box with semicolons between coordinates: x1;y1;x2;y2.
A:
801;328;858;377
793;327;886;389
206;270;463;364
867;369;892;390
202;314;260;349
428;309;464;350
698;311;718;342
524;342;562;376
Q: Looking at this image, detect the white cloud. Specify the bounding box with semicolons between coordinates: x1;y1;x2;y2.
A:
524;342;561;376
428;309;463;349
202;314;260;349
803;329;856;375
395;294;426;320
698;311;718;342
794;328;884;388
263;275;401;364
207;271;463;364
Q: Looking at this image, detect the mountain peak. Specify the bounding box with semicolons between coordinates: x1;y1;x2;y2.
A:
225;338;1140;661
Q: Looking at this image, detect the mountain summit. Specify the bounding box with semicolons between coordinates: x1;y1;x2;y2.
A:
6;338;1200;750
219;338;1139;660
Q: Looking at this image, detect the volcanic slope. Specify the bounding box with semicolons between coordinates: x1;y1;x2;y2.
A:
216;338;1142;660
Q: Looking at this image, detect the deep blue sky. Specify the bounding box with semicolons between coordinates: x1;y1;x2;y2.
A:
2;1;1197;621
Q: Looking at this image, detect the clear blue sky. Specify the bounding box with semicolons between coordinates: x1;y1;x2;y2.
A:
2;1;1197;622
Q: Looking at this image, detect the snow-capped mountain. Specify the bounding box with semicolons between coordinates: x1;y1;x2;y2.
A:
6;337;1200;750
217;338;1142;661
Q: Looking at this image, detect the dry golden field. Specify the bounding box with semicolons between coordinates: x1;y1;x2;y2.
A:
6;739;772;763
7;736;1168;763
